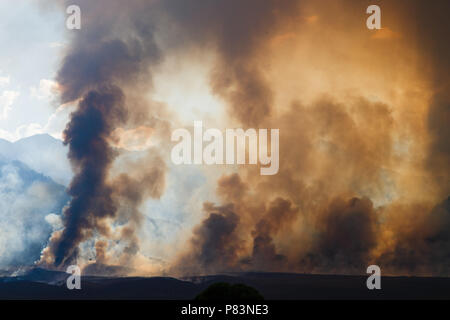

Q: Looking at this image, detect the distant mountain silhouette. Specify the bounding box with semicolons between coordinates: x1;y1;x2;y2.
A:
0;134;72;186
4;267;69;285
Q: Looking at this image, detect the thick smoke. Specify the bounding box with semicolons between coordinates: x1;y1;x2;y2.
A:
51;87;126;266
162;0;298;126
170;0;450;276
416;1;450;196
380;0;450;196
37;0;449;276
300;197;378;274
251;198;299;270
187;203;242;274
376;197;450;275
40;0;165;268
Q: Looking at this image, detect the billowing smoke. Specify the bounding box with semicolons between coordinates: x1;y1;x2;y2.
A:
40;0;166;268
162;0;298;126
416;1;450;196
50;87;127;266
376;197;450;275
184;203;242;274
169;0;450;277
36;0;449;276
251;198;299;270
300;197;378;274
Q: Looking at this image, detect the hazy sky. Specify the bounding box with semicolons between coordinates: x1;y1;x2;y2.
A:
0;1;67;141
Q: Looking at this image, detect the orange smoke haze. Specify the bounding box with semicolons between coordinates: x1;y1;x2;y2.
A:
41;0;449;277
168;0;449;277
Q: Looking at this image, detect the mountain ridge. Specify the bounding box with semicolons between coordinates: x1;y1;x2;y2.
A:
0;133;72;186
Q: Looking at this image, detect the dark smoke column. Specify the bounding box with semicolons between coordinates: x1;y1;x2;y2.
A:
40;0;160;267
53;87;126;266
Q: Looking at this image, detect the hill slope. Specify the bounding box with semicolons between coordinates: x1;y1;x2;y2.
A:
0;134;72;186
0;159;69;267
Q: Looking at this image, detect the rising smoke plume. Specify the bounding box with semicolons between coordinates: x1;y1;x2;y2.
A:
170;0;450;277
39;0;449;276
40;0;166;268
162;0;299;126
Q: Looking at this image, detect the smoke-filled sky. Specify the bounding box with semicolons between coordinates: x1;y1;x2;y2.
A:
0;0;449;277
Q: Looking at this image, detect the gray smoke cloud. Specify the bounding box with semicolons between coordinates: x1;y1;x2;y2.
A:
36;0;449;277
161;0;299;126
40;0;165;268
